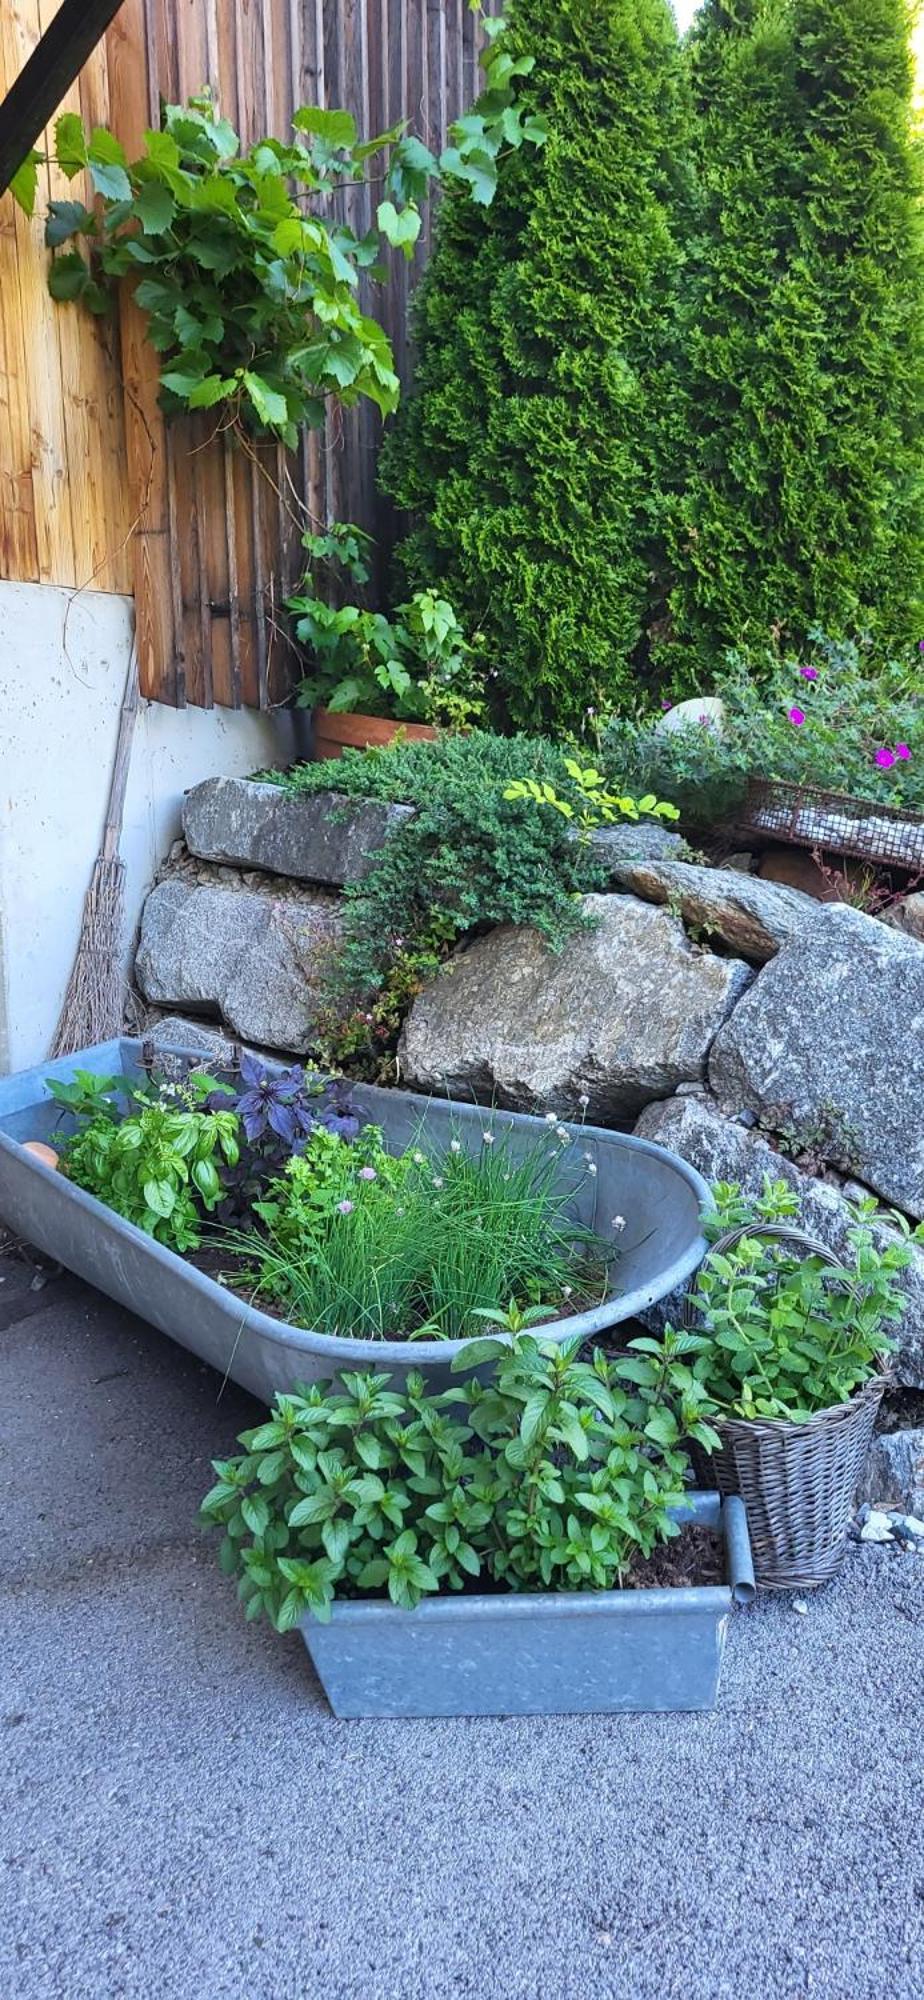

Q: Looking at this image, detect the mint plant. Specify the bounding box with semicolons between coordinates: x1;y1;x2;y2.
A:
617;1181;911;1427
200;1335;692;1628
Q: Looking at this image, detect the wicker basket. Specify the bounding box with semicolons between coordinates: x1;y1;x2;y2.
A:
735;778;924;872
684;1223;888;1590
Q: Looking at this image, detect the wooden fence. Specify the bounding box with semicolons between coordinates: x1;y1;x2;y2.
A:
0;0;132;596
0;0;497;708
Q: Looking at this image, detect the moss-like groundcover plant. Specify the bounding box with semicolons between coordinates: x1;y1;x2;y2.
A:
261;733;679;1071
200;1334;702;1627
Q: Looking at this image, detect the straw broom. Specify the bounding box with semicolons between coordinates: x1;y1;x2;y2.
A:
50;643;141;1057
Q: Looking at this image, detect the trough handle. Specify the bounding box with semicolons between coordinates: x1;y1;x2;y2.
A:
722;1496;756;1607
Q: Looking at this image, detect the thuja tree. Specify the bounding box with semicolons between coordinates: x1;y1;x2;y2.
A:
381;0;689;734
667;0;924;679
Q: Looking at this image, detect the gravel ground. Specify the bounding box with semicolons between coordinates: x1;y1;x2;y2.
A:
1;1258;922;2000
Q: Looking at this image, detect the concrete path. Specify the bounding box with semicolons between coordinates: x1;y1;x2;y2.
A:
0;1253;922;2000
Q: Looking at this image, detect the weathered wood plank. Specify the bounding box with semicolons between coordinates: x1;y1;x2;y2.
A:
108;0;177;697
0;8;40;580
2;0;76;585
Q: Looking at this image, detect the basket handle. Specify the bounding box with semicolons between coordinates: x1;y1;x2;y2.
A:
681;1221;861;1327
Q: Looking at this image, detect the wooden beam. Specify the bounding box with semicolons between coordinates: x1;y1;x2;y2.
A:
0;0;126;194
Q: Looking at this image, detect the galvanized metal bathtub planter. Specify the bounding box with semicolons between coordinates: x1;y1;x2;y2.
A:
301;1493;755;1718
0;1037;712;1402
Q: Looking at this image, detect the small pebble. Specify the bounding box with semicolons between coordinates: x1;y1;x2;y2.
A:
860;1510;894;1543
792;1599;809;1615
854;1503;871;1529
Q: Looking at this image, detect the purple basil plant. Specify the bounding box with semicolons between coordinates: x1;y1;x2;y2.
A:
208;1053;360;1224
232;1051;359;1148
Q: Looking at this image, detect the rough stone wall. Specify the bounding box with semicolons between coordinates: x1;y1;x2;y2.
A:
137;777;924;1439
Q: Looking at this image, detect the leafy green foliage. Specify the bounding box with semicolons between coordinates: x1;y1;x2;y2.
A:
618;1179;911;1428
665;0;924;677
60;1084;241;1251
231;1118;613;1341
24;16;545;445
200;1335;692;1627
46;1068;125;1125
286;524;486;724
380;0;690;733
601;630;924;822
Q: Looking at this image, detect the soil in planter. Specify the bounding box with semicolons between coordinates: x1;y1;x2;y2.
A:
627;1527;723;1590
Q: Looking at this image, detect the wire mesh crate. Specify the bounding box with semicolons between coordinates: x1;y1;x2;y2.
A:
735;779;924;871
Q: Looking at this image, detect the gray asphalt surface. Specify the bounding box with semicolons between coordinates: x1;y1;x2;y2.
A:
1;1254;922;2000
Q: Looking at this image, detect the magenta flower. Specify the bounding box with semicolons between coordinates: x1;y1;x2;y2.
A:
337;1199;355;1215
787;707;806;726
874;748;895;769
799;666;818;681
357;1166;377;1181
919;640;924;653
896;743;911;761
661;699;672;711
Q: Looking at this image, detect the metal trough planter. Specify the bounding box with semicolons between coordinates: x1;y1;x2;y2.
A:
301;1493;755;1718
0;1037;712;1402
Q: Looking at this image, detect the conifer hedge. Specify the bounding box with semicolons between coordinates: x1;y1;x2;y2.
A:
666;0;924;677
380;0;688;734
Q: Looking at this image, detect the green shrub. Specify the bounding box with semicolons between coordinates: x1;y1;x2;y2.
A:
666;0;924;678
200;1334;694;1626
264;736;605;1049
380;0;690;733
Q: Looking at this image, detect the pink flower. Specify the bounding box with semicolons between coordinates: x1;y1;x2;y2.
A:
357;1166;377;1181
661;699;672;711
337;1199;355;1215
799;666;818;681
874;748;895;769
787;707;805;726
895;743;911;761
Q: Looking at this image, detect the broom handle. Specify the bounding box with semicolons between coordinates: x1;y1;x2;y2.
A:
101;642;140;864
